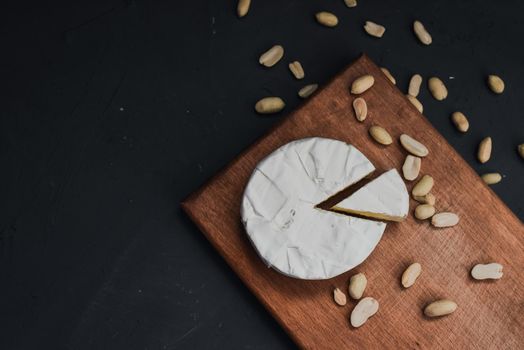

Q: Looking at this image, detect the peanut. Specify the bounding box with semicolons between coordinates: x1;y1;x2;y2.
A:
351;75;375;94
428;77;448;100
481;173;501;185
255;97;285;114
414;193;436;206
477;137;492;163
381;67;396;85
451;112;469;133
400;134;429;157
350;297;379;328
401;263;422;288
298;84;318;99
471;263;503;280
259;45;284;67
415;204;435;220
402;155;421;181
424;300;457;317
406;95;423;113
413;20;432;45
408;74;423;97
431;212;459;228
487;75;504;94
333;288;347;306
237;0;251;18
369;126;393;145
364;21;385;38
288;61;305;79
412;175;434;197
316;12;338;27
353;97;368;122
348;273;367;300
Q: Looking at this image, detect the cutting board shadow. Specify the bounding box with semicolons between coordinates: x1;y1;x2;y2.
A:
181;54;524;349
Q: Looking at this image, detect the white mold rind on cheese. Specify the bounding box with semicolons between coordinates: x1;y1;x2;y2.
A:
241;137;386;280
332;169;409;222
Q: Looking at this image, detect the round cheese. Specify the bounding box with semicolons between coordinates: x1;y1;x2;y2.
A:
241;137;386;280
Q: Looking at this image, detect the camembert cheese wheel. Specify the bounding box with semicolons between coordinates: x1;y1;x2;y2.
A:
241;137;387;280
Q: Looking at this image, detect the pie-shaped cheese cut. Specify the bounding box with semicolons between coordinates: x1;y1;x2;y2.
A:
331;169;409;222
241;137;389;280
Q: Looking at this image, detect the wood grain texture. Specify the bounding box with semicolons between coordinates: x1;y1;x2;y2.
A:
181;55;524;349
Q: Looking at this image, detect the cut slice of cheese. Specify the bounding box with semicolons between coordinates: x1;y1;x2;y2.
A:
241;137;386;280
331;169;409;222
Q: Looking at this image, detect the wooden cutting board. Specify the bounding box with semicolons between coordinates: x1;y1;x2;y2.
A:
181;55;524;349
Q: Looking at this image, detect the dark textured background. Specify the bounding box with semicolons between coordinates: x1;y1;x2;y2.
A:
1;0;523;349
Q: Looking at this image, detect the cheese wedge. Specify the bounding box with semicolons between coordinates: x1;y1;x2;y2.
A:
331;169;409;222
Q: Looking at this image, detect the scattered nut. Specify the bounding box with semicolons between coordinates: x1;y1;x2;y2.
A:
353;97;368;122
406;95;423;113
369;126;393;145
380;67;396;85
477;137;492;163
413;20;432;45
400;134;429;157
401;263;422;288
316;12;338;27
451;112;469;133
255;97;285;114
350;297;379;328
471;263;503;280
333;288;347;306
481;173;502;185
414;193;436;206
518;144;524;159
298;84;318;98
259;45;284;67
424;299;457;317
428;77;448;100
431;212;459;228
344;0;357;7
351;75;375;94
408;74;423;97
364;21;385;38
288;61;305;79
348;273;367;300
412;175;434;197
415;204;436;220
402;155;421;181
237;0;251;18
487;75;504;94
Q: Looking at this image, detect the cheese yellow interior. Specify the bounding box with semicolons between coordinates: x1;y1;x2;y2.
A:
331;206;406;222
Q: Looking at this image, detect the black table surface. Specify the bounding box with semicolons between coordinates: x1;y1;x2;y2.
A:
1;0;523;349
